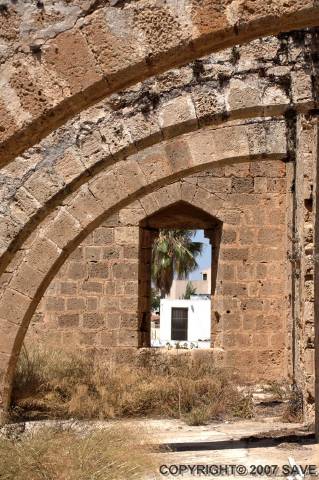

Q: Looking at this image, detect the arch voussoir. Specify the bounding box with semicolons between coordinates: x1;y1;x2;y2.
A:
0;117;287;420
0;1;318;165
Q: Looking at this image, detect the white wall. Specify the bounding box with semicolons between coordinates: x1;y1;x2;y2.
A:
159;298;211;344
168;269;211;300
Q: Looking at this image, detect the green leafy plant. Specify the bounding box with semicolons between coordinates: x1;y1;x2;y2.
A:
152;230;202;297
151;288;161;312
182;281;197;299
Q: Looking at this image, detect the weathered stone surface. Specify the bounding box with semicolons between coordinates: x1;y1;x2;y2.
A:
22;159;289;391
0;26;318;431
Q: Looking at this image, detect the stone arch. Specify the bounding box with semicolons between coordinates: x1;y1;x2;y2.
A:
28;159;289;384
0;2;318;164
0;118;286;420
0;28;313;286
0;117;286;280
0;89;292;279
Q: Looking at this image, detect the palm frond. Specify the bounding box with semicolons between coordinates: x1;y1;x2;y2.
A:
151;229;203;296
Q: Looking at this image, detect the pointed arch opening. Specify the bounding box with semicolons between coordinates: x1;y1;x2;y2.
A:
138;201;223;349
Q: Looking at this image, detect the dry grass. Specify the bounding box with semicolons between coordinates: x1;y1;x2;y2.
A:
0;425;155;480
282;385;304;423
12;346;253;423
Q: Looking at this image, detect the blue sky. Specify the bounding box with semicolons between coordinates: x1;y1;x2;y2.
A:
189;230;211;281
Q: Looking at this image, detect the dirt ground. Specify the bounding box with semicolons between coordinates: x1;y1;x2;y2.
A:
143;417;319;479
1;416;318;479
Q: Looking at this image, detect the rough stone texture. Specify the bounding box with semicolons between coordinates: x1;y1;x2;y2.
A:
28;214;139;349
0;31;313;279
294;115;316;420
0;1;318;164
0;28;317;435
26;160;289;384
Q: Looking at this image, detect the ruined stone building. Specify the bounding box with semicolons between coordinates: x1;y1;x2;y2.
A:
0;1;318;436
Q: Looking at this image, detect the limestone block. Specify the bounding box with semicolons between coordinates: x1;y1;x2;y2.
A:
238;227;255;245
82;7;147;80
304;348;315;376
58;314;80;328
262;85;289;110
66;297;85;311
119;208;145;225
250;159;286;177
54;149;86;183
226;77;262;112
231;177;254;193
254;177;268;193
291;71;313;105
87;298;98;311
84;246;101;262
60;282;77;295
197;177;231;193
119;296;138;313
165;139;193;173
104;281;116;295
112;262;138;279
45;296;65;312
102;246;121;260
115;159;147;194
89;169;125;210
158;95;197;138
67;262;87;281
82;312;104;329
106;313;120;330
135;145;172;183
79;131;109;167
115;227;139;245
81;281;103;294
117;329;138;347
257;227;283;245
100;330;119;347
191;86;226;123
222;247;249;261
10;262;44;298
0;289;30;325
88;262;109;279
43;30;102;95
10;187;41;219
45;209;82;249
0;319;18;354
28;237;61;273
222;282;248;296
99;118;134;157
126;112;161;148
24;169;64;205
93;228;114;246
154;183;181;210
221;229;237;244
100;295;120;313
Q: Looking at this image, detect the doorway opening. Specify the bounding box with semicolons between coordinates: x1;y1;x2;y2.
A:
138;201;222;349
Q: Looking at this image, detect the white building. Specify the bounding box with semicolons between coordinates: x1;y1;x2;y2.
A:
151;296;211;349
168;269;211;300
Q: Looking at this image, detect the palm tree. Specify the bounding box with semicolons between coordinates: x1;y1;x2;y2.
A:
151;229;203;298
182;281;197;299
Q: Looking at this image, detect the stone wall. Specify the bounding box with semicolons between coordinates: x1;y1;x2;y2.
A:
295;114;316;417
0;0;317;165
26;158;290;383
28;213;140;350
0;27;317;424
